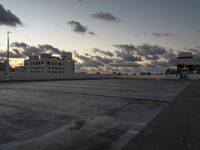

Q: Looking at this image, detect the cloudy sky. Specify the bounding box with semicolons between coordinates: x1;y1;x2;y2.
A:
0;0;200;74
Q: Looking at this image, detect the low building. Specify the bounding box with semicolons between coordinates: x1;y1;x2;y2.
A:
12;66;25;73
169;52;200;79
0;61;7;72
0;60;11;74
24;52;75;74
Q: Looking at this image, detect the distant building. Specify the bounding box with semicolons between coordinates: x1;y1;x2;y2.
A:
24;52;75;74
169;52;200;78
0;62;7;72
12;66;25;73
0;61;11;74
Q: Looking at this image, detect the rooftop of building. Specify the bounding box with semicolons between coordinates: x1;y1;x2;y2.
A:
177;52;193;59
0;79;189;149
169;52;200;66
28;52;73;60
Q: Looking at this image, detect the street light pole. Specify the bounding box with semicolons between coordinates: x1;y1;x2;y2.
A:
6;32;11;75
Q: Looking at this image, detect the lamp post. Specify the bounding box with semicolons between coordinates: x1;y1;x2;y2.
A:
6;32;11;76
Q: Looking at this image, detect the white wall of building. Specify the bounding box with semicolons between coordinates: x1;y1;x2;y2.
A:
24;53;74;74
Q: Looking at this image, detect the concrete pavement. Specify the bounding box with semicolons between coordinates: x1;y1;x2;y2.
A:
123;80;200;150
0;79;190;150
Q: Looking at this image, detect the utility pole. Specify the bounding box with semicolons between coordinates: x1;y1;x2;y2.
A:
6;32;11;76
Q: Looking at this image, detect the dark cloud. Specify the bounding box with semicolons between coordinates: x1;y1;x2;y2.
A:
111;61;141;68
9;42;64;58
49;43;200;74
0;4;22;27
11;49;25;58
68;20;87;34
112;43;181;73
114;44;138;53
68;20;95;35
114;44;141;61
74;51;103;68
0;49;24;58
138;44;167;55
92;48;113;57
89;31;96;35
74;49;116;73
74;45;143;74
95;55;113;64
187;47;200;57
0;50;8;58
116;51;142;62
12;42;45;56
38;44;64;55
144;60;170;73
162;49;177;60
152;32;174;38
148;61;169;68
6;41;200;74
74;51;141;74
137;44;167;60
91;12;120;23
11;42;28;49
22;47;44;57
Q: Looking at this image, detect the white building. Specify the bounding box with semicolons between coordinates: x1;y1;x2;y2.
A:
169;52;200;73
169;52;200;79
24;52;75;74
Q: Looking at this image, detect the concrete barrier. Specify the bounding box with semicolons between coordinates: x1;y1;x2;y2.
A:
1;72;200;81
187;74;200;80
121;75;165;80
164;74;180;80
122;74;200;80
0;72;118;81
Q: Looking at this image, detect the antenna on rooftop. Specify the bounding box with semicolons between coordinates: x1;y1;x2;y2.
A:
6;32;12;75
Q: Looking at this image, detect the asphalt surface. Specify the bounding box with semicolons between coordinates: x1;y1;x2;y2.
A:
123;80;200;150
0;79;190;150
